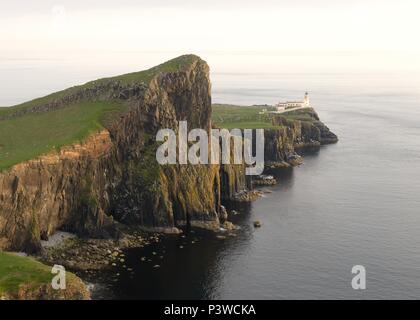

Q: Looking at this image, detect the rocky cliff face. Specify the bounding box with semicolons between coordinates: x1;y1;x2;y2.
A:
0;55;248;252
0;55;336;252
264;109;338;166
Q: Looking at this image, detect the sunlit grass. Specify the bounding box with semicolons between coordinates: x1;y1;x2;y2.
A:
0;54;198;171
0;101;125;171
0;252;53;295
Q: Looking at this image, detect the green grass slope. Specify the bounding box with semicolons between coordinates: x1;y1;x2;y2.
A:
0;252;54;296
0;101;123;171
0;252;53;296
0;55;198;171
212;104;315;130
0;252;89;299
0;54;196;118
212;104;279;129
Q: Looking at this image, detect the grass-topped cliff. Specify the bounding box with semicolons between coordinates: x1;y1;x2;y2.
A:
212;104;279;129
212;103;316;129
0;101;123;171
0;54;235;255
0;54;336;257
0;55;195;119
0;252;89;299
0;55;197;171
212;103;338;165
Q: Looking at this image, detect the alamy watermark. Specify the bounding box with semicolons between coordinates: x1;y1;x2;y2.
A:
156;121;265;175
51;264;66;290
351;265;366;290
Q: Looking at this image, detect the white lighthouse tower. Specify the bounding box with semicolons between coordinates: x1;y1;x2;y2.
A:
303;92;310;107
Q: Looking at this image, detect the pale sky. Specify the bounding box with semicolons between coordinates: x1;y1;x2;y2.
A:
1;0;420;74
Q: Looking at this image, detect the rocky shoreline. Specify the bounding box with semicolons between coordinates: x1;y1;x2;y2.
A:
37;220;241;274
34;169;283;277
33;139;335;276
24;146;333;299
24;141;335;299
39;231;153;272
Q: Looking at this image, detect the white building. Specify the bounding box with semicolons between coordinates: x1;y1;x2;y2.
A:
275;92;310;111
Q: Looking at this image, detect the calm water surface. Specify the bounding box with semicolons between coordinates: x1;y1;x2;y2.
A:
2;66;420;299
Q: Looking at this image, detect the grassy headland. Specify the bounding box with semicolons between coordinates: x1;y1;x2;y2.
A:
0;252;89;299
0;101;124;171
211;104;278;129
0;55;197;171
0;54;196;119
212;103;314;129
0;252;53;296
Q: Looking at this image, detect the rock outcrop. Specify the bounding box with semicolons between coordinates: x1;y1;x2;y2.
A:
264;108;338;166
0;252;90;300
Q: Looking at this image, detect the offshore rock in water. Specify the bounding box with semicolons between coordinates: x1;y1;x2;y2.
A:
253;175;277;186
232;190;263;202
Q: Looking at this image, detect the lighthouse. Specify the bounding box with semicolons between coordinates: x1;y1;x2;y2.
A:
273;92;312;113
303;92;310;107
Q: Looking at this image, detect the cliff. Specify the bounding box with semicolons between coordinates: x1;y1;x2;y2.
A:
0;252;90;300
264;108;338;165
212;104;338;167
0;55;248;252
0;55;336;253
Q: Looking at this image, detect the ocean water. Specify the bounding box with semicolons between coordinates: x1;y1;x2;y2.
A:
1;64;420;299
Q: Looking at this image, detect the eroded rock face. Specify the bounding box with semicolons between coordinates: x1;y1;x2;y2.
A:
0;131;117;252
264;109;338;166
0;56;248;252
0;55;336;252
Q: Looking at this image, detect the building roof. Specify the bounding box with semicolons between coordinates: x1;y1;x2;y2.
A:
277;101;304;104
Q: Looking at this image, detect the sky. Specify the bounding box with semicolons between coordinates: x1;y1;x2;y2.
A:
1;0;419;104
